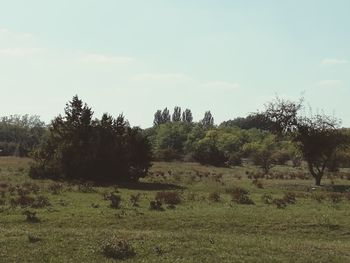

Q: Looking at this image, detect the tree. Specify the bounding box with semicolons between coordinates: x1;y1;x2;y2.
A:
261;97;349;185
193;130;228;166
182;109;193;124
161;108;171;123
0;114;46;156
172;106;182;122
243;134;278;174
30;96;152;183
153;110;163;126
295;115;348;185
201;111;214;129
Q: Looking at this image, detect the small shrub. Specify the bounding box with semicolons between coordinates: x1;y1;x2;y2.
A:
28;233;42;243
77;183;96;193
252;179;264;189
228;187;254;205
155;191;181;205
48;183;63;194
0;198;5;206
101;235;135;260
261;193;273;204
108;193;122;209
283;192;297;204
312;192;326;203
130;193;141;207
149;200;164;211
208;192;221;202
10;195;35;207
329;193;342;203
273;198;287;209
23;210;40;223
32;195;51;208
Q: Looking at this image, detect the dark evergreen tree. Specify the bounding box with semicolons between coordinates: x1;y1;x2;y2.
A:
161;108;171;123
172;106;182;122
153;110;163;126
201;111;214;129
29;96;152;183
182;109;193;124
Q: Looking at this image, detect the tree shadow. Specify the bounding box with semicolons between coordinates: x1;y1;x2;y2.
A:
325;185;350;193
118;182;185;191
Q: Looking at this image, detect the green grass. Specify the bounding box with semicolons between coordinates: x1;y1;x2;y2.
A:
1;158;350;262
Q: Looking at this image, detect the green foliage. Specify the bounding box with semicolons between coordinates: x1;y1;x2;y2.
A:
29;96;152;183
155;191;181;205
193;132;228;167
0;115;46;157
101;235;135;260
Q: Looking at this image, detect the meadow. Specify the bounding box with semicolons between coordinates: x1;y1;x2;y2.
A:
1;157;350;262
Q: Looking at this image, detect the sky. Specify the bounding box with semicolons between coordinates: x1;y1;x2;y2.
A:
0;0;349;127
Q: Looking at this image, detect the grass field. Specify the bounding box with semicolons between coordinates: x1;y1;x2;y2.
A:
1;157;350;262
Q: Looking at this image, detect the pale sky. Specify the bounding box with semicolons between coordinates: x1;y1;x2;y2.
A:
0;0;349;127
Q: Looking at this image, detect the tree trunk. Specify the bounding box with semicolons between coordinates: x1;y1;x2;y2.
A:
315;176;322;186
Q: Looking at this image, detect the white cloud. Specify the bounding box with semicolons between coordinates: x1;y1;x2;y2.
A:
320;59;348;66
79;53;133;64
317;80;344;89
0;47;46;56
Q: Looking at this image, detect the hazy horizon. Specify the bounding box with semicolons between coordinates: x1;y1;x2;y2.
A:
1;0;349;128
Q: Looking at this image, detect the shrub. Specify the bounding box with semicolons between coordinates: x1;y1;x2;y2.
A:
77;183;96;193
283;192;297;204
48;183;63;195
149;200;164;211
32;195;51;208
28;233;42;243
108;193;122;209
252;179;264;189
311;192;326;203
130;193;141;207
261;193;273;204
155;191;181;205
273;198;287;209
227;187;254;205
208;192;221;202
23;210;40;223
329;193;342;203
10;195;35;207
101;235;135;260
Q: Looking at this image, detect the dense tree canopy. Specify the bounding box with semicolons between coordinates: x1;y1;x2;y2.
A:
30;96;152;183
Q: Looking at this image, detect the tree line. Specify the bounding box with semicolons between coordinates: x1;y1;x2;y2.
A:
0;96;349;185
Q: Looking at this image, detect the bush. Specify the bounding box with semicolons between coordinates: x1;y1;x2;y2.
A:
261;193;273;204
149;200;164;211
311;192;326;203
329;193;342;203
155;191;181;205
130;193;141;207
23;210;40;223
273;198;287;209
283;192;297;204
101;235;135;260
32;195;51;208
28;233;42;243
48;183;63;195
208;192;221;202
227;153;242;166
10;195;35;207
227;187;254;205
252;179;263;189
108;193;122;209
